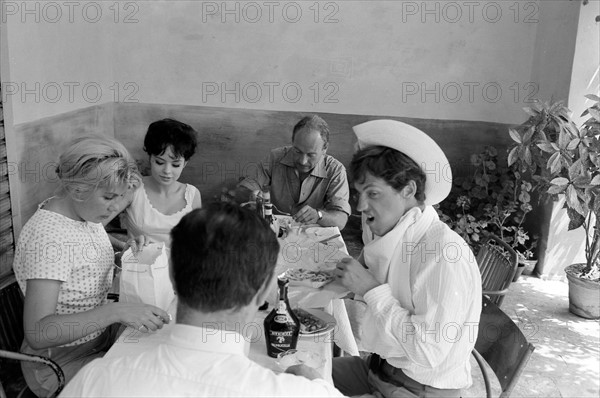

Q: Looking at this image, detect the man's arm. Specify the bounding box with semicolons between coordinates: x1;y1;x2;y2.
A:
236;153;273;202
322;163;351;229
293;206;348;228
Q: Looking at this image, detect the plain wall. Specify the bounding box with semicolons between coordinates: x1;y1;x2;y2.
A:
0;0;583;237
539;0;600;279
3;0;581;125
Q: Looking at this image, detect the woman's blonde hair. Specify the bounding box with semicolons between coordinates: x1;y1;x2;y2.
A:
56;135;141;201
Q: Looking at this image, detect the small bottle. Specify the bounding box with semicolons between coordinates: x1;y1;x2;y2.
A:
255;190;264;219
262;186;278;234
264;277;300;358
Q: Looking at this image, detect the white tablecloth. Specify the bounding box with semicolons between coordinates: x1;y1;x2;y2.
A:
274;226;359;356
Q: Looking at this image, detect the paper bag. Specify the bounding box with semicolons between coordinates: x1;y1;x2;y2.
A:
119;242;176;311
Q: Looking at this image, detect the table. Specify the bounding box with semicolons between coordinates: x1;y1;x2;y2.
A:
106;308;337;383
273;220;359;356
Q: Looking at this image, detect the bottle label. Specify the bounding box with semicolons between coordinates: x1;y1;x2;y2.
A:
267;331;295;352
274;315;288;323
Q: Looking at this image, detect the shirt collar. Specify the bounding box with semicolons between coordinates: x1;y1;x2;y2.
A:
280;146;328;179
167;324;248;356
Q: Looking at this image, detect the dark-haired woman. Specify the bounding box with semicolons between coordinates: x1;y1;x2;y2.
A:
120;119;202;247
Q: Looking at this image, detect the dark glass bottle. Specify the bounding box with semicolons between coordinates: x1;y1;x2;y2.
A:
255;190;264;219
262;186;278;234
264;278;300;358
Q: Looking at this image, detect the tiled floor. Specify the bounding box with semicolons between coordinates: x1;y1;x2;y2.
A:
465;275;600;398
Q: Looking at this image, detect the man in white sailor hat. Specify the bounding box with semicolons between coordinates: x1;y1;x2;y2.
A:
333;120;482;398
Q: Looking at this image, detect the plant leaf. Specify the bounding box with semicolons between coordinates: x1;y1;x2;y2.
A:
566;206;585;231
567;138;581;150
523;127;536;143
524;146;532;166
508;146;519;166
548;152;562;174
508;128;522;144
584;94;600;102
550;177;569;186
589;108;600;122
538;142;556;153
566;185;585;215
548;185;567;195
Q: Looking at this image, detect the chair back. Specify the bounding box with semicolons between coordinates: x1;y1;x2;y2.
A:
474;296;535;398
0;273;24;352
0;274;65;398
476;233;518;307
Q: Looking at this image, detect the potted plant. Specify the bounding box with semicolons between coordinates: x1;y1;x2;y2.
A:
508;95;600;319
512;228;539;280
437;146;538;267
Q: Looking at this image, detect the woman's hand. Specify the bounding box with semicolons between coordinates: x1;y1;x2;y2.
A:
112;303;171;332
334;257;380;297
123;235;150;256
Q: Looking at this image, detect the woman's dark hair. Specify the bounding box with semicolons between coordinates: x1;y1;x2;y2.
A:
350;145;426;202
170;202;280;312
143;119;198;160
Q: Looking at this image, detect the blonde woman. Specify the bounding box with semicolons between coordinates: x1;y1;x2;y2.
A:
13;135;171;397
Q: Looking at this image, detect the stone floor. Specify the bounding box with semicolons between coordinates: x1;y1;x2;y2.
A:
464;275;600;398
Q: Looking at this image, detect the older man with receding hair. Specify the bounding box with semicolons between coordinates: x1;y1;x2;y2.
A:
239;115;350;229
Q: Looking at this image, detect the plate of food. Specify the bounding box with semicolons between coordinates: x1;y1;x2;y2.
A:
283;268;335;288
294;308;331;335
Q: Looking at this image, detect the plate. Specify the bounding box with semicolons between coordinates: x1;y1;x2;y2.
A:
295;308;329;334
283;268;334;288
304;227;330;237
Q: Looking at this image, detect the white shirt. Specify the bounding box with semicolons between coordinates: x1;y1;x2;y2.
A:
59;324;344;397
360;208;482;389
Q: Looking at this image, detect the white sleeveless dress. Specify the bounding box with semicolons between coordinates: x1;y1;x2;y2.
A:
122;182;201;246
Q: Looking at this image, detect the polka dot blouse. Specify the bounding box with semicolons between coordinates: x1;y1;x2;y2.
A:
13;202;115;346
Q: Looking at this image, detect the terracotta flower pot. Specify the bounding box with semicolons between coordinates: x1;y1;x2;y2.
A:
520;259;537;276
565;263;600;319
513;263;526;282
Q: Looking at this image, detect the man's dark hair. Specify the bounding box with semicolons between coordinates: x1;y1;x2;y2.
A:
292;115;330;148
170;202;280;312
350;146;426;202
143;118;198;160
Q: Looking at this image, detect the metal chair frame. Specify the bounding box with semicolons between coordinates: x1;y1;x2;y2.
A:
472;296;535;398
0;273;65;398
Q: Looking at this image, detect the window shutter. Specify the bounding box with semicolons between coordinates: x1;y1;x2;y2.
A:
0;89;15;276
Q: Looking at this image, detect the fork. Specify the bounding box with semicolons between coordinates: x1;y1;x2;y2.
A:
272;203;292;216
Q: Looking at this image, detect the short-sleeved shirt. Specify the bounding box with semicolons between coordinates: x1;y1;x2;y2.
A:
13;202;114;346
240;146;351;215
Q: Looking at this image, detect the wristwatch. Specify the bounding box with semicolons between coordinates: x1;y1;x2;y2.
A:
317;209;323;221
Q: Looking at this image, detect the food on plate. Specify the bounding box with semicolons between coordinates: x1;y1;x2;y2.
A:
294;308;329;334
284;268;334;288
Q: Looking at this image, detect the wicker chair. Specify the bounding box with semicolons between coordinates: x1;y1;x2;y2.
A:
476;233;519;307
